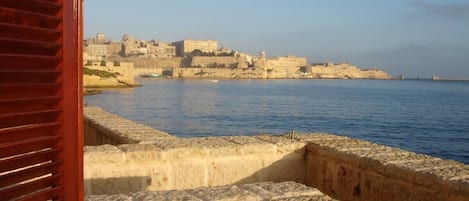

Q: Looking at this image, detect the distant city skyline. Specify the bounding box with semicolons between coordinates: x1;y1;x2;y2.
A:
84;0;469;78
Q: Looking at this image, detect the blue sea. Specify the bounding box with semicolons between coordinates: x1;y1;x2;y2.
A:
84;79;469;164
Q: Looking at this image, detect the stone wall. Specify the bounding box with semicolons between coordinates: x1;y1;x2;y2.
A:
83;61;136;87
305;137;469;201
85;182;337;201
118;57;189;68
305;64;390;79
172;40;218;56
174;67;269;79
83;107;469;200
191;56;243;68
83;107;173;146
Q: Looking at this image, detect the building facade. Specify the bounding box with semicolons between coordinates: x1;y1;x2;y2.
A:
172;40;218;56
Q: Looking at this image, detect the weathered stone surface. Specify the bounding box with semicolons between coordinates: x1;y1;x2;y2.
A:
116;144;162;162
187;185;261;201
84;107;174;145
255;134;307;153
87;182;335;201
84;144;125;164
132;190;202;201
85;194;131;201
239;181;326;200
84;108;469;200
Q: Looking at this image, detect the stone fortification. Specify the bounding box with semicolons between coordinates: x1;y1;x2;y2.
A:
84;107;174;146
172;39;218;56
84;33;122;59
118;57;188;68
83;61;136;87
83;33;393;80
84;107;469;201
85;182;337;201
190;56;245;68
122;34;176;58
304;63;390;79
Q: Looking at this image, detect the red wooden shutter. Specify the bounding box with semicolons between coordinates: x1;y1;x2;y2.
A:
0;0;83;200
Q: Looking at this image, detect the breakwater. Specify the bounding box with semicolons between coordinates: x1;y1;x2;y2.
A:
84;107;469;201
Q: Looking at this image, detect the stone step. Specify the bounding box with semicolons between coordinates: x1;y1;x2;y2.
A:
85;181;337;201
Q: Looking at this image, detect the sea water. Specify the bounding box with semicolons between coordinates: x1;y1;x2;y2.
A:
85;79;469;164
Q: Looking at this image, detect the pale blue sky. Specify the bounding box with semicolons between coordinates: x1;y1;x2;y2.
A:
84;0;469;78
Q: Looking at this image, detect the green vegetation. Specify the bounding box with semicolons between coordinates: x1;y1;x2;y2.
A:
83;67;121;78
190;49;235;57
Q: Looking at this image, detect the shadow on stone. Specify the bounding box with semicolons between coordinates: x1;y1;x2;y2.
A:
84;176;152;195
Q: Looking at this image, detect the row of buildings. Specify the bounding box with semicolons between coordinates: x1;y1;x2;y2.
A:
84;33;222;60
83;33;390;79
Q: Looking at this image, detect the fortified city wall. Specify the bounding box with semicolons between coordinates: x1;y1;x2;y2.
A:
172;40;218;56
305;63;390;79
117;57;189;68
84;107;469;201
191;56;244;68
83;61;136;87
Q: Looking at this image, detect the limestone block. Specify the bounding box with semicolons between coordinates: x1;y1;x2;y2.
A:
206;156;265;185
132;190;202;201
240;181;324;200
220;136;278;155
143;164;175;191
152;138;209;160
191;137;241;156
257;153;305;183
334;164;362;200
360;171;447;201
186;185;262;201
84;145;125;164
167;159;208;190
117;144;163;162
295;133;349;142
85;194;131;201
254;135;307;153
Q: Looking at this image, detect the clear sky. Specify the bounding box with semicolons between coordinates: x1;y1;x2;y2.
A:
84;0;469;78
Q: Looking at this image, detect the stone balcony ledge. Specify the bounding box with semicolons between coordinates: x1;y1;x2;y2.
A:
84;107;469;201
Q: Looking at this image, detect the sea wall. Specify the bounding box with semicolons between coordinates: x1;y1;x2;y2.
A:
191;56;243;68
83;107;174;146
83;107;469;200
83;62;136;87
305;64;390;79
118;57;190;68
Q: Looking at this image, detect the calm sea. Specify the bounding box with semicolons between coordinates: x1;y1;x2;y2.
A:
84;79;469;164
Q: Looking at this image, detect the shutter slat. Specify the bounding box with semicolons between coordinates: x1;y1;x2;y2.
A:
0;0;61;16
0;96;61;113
0;22;61;43
0;173;61;201
15;186;62;201
0;53;61;68
0;72;60;85
0;108;60;128
0;122;61;143
0;7;61;29
0;83;61;99
0;160;61;188
0;37;61;56
0;148;61;173
0;71;60;84
0;135;60;158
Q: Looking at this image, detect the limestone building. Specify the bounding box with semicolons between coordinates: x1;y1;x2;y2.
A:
121;34;176;58
84;33;122;60
172;39;218;56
